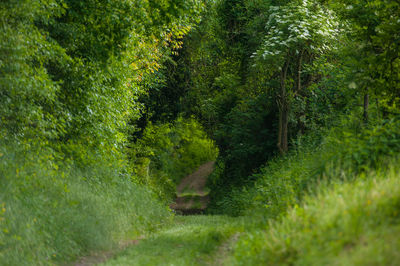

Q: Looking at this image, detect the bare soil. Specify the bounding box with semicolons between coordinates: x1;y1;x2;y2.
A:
176;161;215;195
170;161;215;214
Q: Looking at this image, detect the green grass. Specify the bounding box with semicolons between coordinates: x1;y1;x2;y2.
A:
102;215;246;266
208;117;400;265
231;164;400;265
178;188;211;197
0;142;172;265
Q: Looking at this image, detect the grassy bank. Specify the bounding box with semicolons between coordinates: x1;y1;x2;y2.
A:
232;162;400;265
211;116;400;264
0;141;172;265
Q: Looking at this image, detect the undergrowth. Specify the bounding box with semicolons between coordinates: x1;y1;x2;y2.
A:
213;115;400;218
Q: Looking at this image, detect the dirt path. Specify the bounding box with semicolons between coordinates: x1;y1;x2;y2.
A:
101;215;242;266
78;162;245;266
170;161;215;214
176;161;215;195
71;238;143;266
73;162;217;265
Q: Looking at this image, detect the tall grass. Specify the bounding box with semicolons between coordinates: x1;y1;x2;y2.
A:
232;161;400;265
0;141;171;265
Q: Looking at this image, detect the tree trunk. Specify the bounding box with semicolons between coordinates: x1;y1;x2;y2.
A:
277;60;289;155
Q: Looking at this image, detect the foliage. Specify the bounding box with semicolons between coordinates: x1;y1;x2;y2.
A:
0;0;204;264
0;0;204;153
206;93;278;211
328;0;400;113
153;0;282;207
215;115;400;217
254;0;340;66
158;0;349;205
0;0;66;139
130;117;218;201
158;0;400;213
252;0;340;153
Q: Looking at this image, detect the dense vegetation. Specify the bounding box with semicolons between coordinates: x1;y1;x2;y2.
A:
0;0;212;264
157;0;400;212
1;0;400;265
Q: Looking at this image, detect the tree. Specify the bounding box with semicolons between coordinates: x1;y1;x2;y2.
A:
0;0;204;153
329;0;400;120
253;0;339;154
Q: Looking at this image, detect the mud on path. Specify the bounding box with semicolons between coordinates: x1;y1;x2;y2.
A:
170;161;215;214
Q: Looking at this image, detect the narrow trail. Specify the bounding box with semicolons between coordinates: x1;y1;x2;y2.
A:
73;238;143;266
101;216;242;266
170;161;214;214
95;162;244;266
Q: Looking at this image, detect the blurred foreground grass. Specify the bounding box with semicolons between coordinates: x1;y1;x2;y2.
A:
102;215;247;266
